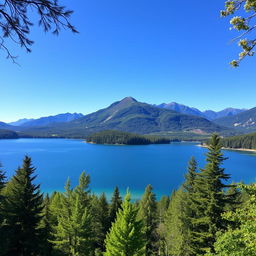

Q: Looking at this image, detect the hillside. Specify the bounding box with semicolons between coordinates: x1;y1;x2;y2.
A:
222;132;256;150
214;107;256;132
86;130;170;145
60;97;226;135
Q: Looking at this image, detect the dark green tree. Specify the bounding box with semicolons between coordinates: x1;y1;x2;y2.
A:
109;186;122;225
156;195;169;256
92;193;110;253
190;134;236;254
181;157;198;256
51;173;93;256
3;156;44;256
40;194;53;256
138;184;158;256
104;191;145;256
164;189;185;256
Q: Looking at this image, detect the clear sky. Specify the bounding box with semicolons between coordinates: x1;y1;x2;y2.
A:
1;0;255;122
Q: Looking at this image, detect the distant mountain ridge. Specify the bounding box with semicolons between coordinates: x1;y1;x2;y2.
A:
9;118;34;126
155;102;246;120
9;113;84;128
214;107;256;132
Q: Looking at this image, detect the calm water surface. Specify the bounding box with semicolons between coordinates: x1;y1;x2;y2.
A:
0;139;255;199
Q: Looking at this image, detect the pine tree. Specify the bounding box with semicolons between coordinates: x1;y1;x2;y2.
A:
109;186;122;225
164;189;185;256
156;195;169;256
51;172;93;256
104;191;145;256
40;194;53;256
190;134;236;254
181;157;198;256
138;184;158;256
92;193;110;253
3;156;44;256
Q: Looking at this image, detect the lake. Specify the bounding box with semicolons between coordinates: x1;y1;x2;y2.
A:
0;138;256;199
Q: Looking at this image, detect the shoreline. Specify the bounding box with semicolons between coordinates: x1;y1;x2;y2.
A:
198;144;256;153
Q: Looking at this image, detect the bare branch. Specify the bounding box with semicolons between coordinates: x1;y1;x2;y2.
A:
0;0;77;61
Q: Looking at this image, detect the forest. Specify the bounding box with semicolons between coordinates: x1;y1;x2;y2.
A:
86;130;171;145
222;132;256;149
0;134;255;256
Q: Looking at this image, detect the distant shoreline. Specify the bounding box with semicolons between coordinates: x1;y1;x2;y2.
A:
198;144;256;153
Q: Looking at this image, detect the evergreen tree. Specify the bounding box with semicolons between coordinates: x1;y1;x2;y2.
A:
109;186;122;225
51;172;93;256
104;191;145;256
164;189;185;256
40;194;53;256
138;184;158;256
92;193;110;253
156;195;170;256
3;156;44;256
190;134;236;254
181;157;198;256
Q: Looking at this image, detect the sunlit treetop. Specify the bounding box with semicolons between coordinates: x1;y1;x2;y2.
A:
221;0;256;67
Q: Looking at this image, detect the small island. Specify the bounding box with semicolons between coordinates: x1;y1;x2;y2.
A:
86;130;170;145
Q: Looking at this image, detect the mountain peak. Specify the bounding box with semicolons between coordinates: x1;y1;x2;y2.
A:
120;97;138;103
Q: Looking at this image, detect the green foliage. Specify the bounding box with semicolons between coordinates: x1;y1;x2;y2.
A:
207;184;256;256
164;189;186;256
86;130;170;145
222;132;256;149
138;185;158;256
2;156;44;255
51;173;93;256
221;0;256;66
189;134;236;254
104;191;146;256
109;186;122;225
91;193;110;253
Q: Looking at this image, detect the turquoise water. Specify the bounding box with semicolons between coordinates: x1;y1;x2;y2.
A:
0;139;256;199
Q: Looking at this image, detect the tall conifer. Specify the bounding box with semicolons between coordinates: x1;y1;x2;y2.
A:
92;193;110;253
109;186;122;225
104;191;145;256
51;173;93;256
138;184;158;256
3;156;44;256
190;134;236;254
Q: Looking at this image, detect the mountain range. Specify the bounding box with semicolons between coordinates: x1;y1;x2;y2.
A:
9;113;83;128
1;97;255;139
214;107;256;131
155;102;246;120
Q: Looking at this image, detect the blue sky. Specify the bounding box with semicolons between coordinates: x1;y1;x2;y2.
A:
0;0;255;122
